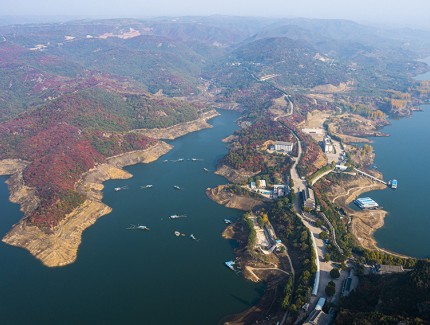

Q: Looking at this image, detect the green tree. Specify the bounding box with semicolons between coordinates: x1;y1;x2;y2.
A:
325;253;331;262
319;231;329;240
330;268;341;279
325;281;336;296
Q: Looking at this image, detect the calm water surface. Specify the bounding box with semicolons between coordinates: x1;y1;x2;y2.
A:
0;110;263;324
352;105;430;258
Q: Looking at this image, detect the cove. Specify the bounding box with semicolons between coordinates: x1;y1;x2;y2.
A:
352;105;430;258
0;110;263;324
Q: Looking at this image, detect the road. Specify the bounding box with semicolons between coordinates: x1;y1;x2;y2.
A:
275;112;337;315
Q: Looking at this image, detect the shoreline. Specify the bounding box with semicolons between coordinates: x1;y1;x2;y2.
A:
0;111;220;267
330;174;411;259
1;141;172;267
131;109;220;140
206;184;266;211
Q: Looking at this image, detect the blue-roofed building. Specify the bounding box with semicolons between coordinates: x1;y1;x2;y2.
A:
354;197;379;209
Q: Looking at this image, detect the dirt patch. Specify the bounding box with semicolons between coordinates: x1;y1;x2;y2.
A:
317;172;394;253
206;185;266;211
327;113;389;140
300;110;330;129
311;82;352;94
215;165;259;184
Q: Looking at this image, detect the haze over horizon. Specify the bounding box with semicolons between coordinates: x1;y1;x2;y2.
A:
1;0;430;30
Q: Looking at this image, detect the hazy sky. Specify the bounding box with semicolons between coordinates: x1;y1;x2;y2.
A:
2;0;430;29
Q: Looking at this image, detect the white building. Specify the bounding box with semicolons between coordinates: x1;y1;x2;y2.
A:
256;180;267;188
274;141;293;152
335;164;348;171
323;136;334;153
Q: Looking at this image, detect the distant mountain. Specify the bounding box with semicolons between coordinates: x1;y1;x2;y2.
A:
0;16;429;232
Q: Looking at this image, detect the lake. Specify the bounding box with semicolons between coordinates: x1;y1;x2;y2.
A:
351;105;430;258
0;110;263;324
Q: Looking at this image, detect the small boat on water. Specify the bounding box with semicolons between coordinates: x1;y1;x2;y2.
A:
163;159;168;163
190;234;197;240
388;179;398;189
173;185;182;190
225;260;236;271
224;219;232;224
127;224;149;231
174;231;181;236
203;168;209;172
169;214;187;219
140;185;153;189
114;186;128;191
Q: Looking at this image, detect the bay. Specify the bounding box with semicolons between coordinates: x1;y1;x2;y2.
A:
351;105;430;258
0;110;263;324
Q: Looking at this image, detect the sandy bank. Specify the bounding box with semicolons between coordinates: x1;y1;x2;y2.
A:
206;185;265;211
132;109;219;140
1;141;172;267
215;165;259;184
325;174;394;253
0;159;40;216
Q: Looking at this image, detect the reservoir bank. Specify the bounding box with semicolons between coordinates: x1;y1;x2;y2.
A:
351;104;430;258
0;110;263;324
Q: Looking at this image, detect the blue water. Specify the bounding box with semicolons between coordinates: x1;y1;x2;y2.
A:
0;110;263;324
355;105;430;258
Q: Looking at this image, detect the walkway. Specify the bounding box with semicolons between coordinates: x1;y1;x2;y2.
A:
319;212;344;254
246;266;290;282
310;168;333;186
353;168;387;185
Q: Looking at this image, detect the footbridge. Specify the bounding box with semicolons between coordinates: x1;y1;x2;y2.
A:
353;168;387;185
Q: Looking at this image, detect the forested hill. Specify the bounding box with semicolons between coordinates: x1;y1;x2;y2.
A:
0;87;203;229
337;260;430;324
0;16;429;232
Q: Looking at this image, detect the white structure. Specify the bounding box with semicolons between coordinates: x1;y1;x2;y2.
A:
335;164;348;171
274;141;293;152
256;180;267;188
323;136;334;153
250;182;257;190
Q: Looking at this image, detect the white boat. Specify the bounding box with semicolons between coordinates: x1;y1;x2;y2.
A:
224;219;232;224
140;185;153;189
114;186;128;191
169;214;186;219
126;224;149;231
174;231;181;236
203;168;209;172
173;185;182;190
190;234;197;240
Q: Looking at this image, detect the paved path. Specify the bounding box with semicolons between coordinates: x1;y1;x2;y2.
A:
354;167;387;185
310;168;333;186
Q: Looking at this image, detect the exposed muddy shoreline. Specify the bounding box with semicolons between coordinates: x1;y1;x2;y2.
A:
0;111;220;267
